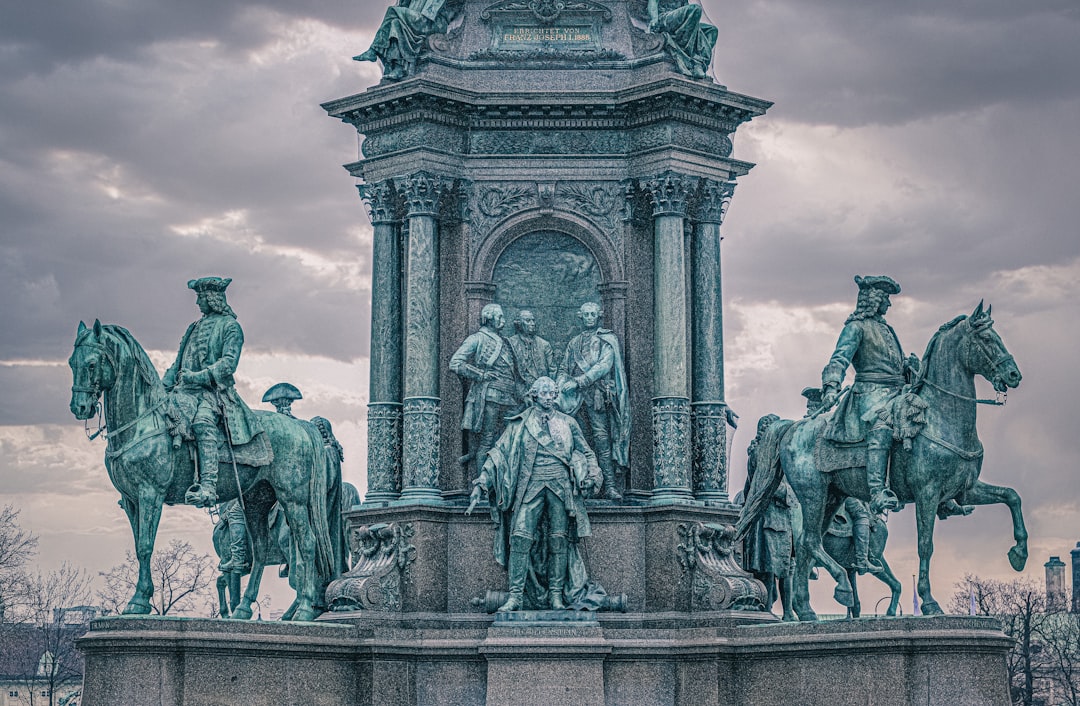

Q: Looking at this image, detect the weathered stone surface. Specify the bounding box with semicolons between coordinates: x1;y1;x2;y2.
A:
79;615;1013;706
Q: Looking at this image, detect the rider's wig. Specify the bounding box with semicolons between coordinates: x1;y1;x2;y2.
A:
846;286;889;323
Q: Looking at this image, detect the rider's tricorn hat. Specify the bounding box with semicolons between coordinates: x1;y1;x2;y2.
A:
187;276;233;293
801;386;823;404
854;275;900;295
262;382;303;404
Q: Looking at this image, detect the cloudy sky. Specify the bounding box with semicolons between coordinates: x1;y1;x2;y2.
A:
1;0;1077;616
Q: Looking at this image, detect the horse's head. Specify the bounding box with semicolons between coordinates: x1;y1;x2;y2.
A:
961;301;1022;393
69;320;115;420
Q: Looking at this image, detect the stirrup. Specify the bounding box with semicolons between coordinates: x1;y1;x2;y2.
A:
870;489;899;514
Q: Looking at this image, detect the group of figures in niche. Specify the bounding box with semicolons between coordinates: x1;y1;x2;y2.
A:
451;300;628;502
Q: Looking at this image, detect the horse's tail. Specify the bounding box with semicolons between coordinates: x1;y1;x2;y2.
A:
303;423;336;582
735;417;795;542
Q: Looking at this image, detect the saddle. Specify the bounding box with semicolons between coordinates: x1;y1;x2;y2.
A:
815;389;928;475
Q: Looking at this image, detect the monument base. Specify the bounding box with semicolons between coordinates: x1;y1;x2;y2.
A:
78;615;1011;705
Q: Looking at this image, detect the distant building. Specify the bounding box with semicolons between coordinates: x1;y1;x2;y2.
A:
1046;555;1067;611
1072;542;1080;613
0;608;93;706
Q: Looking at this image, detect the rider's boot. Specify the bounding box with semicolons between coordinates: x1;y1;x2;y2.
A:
851;517;882;574
219;501;250;573
186;424;220;508
498;535;533;612
548;534;568;610
598;458;622;501
866;427;899;514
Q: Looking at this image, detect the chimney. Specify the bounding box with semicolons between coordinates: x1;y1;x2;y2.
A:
1046;556;1067;611
1072;542;1080;613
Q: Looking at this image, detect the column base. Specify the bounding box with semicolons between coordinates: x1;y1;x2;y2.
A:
395;486;447;506
361;491;401;507
648;488;699;506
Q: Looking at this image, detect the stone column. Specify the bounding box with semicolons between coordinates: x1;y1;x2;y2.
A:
640;173;696;504
598;281;629;346
691;180;736;504
361;181;404;503
396;172;449;504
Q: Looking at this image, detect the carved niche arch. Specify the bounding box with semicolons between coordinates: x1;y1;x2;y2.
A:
467;209;627;344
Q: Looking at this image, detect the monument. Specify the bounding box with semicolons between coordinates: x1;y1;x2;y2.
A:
75;1;1018;704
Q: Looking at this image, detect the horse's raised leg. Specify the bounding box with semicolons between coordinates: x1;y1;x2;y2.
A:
872;555;902;617
124;486;164;614
963;480;1028;571
914;494;943;615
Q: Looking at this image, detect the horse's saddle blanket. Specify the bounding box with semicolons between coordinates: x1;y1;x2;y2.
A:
216;431;273;468
814;435;866;475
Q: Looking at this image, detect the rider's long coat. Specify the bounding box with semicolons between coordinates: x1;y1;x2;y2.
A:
822;317;907;444
163;313;260;445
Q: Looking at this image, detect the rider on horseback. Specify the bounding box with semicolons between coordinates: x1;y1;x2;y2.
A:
819;276;919;515
162;277;260;508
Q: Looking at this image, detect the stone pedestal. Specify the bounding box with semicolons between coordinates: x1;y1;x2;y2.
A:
78;615;1012;706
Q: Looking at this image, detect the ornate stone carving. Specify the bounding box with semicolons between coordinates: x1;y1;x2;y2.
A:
677;522;767;612
396;172;450;217
480;0;612;23
652;397;690;491
366;403;403;497
469;130;627;156
695;180;736;225
555;181;629;249
639;173;697;217
325;523;416;612
402;397;441;491
359;181;399;224
467;183;538;251
691;402;728;498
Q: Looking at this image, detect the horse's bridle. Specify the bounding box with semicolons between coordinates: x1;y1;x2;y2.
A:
72;334;115;440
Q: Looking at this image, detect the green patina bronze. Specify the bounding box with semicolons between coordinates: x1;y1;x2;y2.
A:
68;281;346;622
742;278;1026;621
467;377;609;612
355;0;463;81
647;0;718;79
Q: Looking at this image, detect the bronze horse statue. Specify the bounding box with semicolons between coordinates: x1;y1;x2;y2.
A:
68;321;345;621
821;507;901;618
753;303;1025;620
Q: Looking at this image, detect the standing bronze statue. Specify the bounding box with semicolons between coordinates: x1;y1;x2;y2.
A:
162;277;261;508
468;377;603;612
507;309;555;393
819;275;919;514
451;303;520;481
558;302;630;501
738;414;798;621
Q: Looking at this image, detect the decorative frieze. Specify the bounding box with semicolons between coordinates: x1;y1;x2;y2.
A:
325;523;417;612
677;522;767;612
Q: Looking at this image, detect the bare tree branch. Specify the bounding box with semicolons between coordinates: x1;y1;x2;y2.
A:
97;539;216;616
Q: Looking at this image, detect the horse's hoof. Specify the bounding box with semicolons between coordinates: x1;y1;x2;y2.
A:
782;612;798;622
833;586;854;607
123;600;152;615
232;606;253;620
1008;546;1028;571
920;600;943;616
291;610;317;622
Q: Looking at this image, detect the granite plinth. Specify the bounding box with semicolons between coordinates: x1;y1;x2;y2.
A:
78;615;1011;706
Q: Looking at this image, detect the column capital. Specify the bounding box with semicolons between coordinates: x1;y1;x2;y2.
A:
395;172;452;217
464;281;497;300
359;180;400;224
694;180;737;225
639;173;699;218
597;281;630;301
